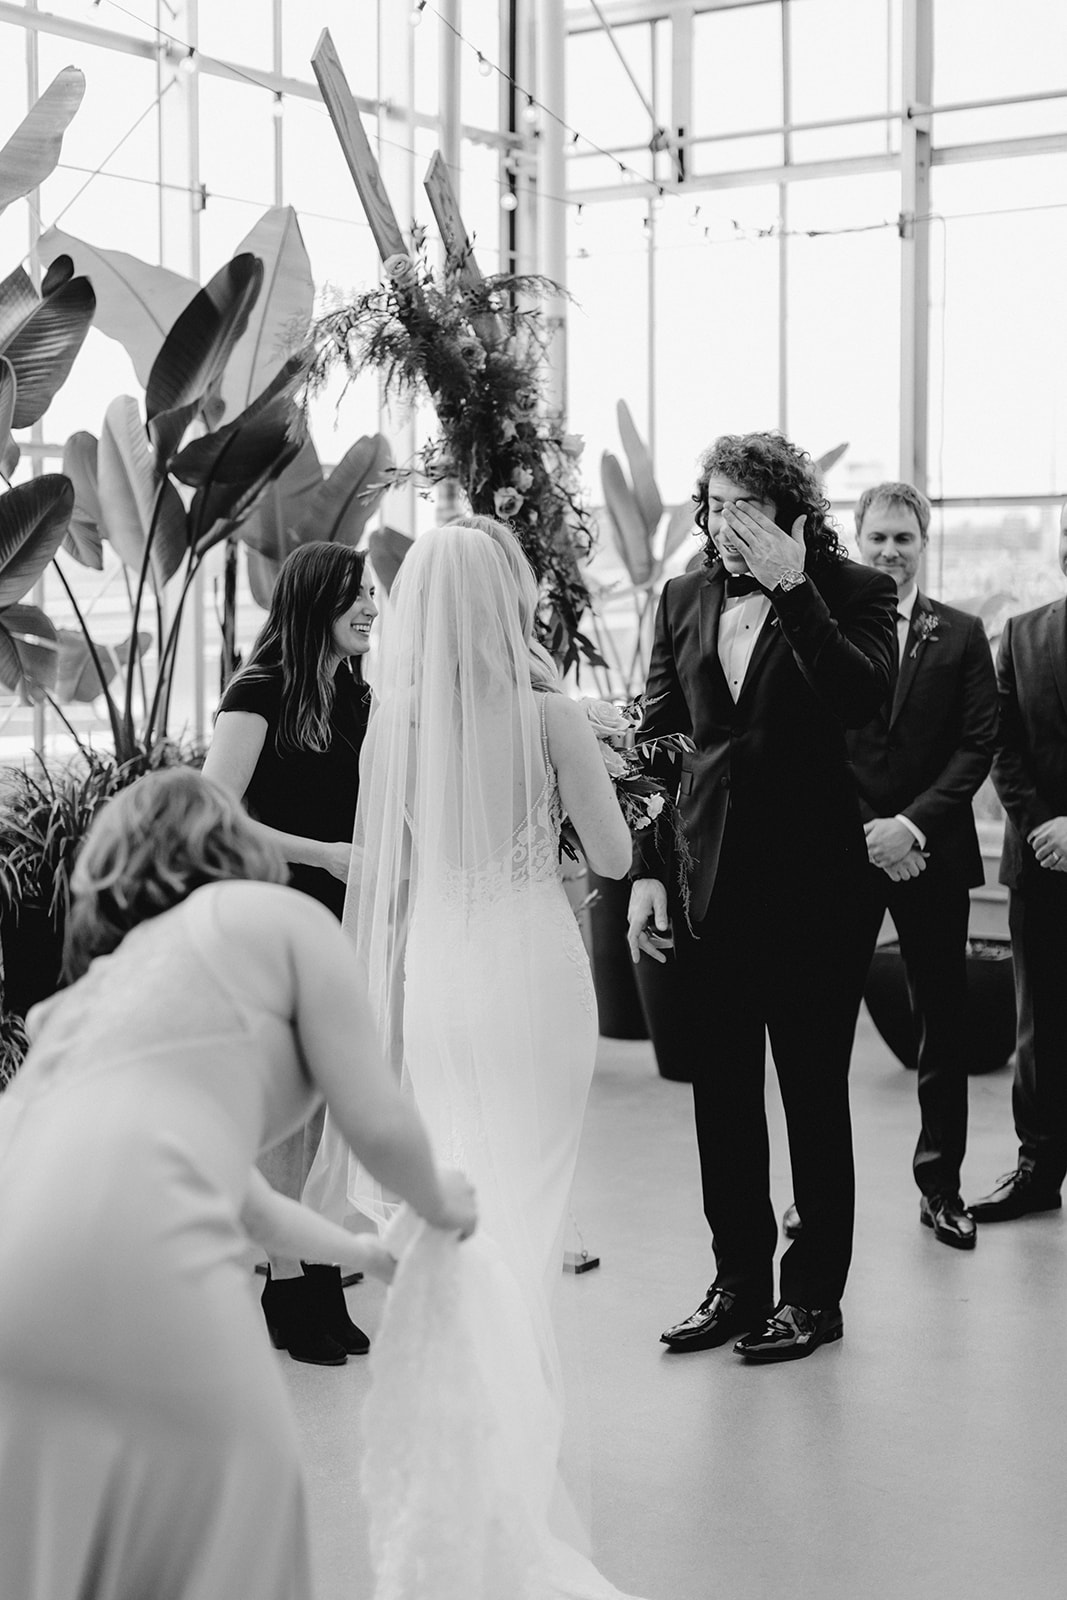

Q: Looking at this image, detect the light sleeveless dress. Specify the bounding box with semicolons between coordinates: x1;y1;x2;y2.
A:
0;882;329;1600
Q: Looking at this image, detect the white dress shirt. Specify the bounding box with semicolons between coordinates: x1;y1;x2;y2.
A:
718;591;772;703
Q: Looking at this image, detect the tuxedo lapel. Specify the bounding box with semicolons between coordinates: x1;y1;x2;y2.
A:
1043;600;1067;723
698;569;732;708
889;593;933;728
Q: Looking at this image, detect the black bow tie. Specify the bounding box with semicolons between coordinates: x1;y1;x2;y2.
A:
724;573;764;598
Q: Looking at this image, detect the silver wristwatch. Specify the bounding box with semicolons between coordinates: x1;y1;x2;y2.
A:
772;567;806;594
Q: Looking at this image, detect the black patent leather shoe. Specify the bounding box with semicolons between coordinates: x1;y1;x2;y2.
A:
660;1286;772;1352
733;1301;843;1363
967;1167;1062;1222
781;1203;802;1239
920;1192;976;1249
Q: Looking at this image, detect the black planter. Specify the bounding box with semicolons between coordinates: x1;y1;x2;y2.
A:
864;938;1016;1076
587;872;647;1041
633;952;694;1082
0;903;64;1020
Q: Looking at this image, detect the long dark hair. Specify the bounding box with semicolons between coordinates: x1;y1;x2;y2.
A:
229;542;368;756
693;432;846;571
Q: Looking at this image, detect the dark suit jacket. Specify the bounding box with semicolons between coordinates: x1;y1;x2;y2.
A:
636;557;897;922
847;593;997;888
992;599;1067;890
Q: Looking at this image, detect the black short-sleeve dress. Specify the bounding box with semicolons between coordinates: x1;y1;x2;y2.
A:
217;663;370;920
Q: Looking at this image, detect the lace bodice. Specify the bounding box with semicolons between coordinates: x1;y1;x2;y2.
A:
432;693;564;914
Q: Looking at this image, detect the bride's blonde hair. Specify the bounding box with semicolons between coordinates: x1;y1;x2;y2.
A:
446;515;562;693
64;768;287;980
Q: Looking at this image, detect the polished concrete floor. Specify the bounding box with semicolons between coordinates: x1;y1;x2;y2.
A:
281;1007;1067;1600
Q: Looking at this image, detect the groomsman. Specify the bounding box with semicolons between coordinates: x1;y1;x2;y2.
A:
784;482;996;1248
970;501;1067;1222
629;432;896;1363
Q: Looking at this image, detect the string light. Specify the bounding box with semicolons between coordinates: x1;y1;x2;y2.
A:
271;91;283;120
689;205;702;227
521;96;539;129
500;191;518;212
410;2;427;26
177;46;196;74
477;52;492;78
573;203;584;227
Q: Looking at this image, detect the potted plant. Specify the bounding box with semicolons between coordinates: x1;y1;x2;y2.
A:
864;936;1016;1075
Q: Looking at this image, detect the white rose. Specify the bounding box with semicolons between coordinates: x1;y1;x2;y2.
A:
646;793;665;820
493;486;524;518
561;432;585;459
383;254;417;286
582;697;630;740
600;745;629;778
511;465;534;492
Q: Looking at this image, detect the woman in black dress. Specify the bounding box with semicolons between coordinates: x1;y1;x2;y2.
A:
203;541;377;1365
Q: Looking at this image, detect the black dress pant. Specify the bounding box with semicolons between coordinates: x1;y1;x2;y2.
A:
856;861;971;1197
673;848;866;1311
1009;870;1067;1192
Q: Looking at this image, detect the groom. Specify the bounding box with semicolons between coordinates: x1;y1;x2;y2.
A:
628;432;896;1362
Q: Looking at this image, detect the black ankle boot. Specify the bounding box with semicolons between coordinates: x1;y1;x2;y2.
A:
260;1268;347;1366
301;1263;370;1355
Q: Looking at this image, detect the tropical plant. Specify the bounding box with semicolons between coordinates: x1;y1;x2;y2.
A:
0;75;96;718
0;738;203;1053
308;247;597;670
0;1007;28;1090
22;251;313;758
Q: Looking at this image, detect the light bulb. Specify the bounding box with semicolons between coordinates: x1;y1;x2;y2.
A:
178;47;196;75
477;54;492;78
500;191;518;212
521;101;539;128
573;204;584;228
271;92;283;120
409;6;424;26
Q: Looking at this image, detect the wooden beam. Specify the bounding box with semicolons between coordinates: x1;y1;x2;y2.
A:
424;150;482;286
311;29;408;264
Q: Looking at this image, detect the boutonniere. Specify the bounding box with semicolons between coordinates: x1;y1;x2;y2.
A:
909;611;940;659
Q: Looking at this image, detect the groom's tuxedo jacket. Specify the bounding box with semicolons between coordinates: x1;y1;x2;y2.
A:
846;592;997;889
992;597;1067;891
637;556;897;924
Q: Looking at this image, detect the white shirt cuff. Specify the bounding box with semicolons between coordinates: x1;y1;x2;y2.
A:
895;813;927;851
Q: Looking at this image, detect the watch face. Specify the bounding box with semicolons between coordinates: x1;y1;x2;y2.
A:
778;568;805;591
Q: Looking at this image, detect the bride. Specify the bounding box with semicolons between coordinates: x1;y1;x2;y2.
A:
308;518;641;1598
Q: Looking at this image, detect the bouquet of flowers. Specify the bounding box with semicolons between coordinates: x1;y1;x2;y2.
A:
561;696;695;925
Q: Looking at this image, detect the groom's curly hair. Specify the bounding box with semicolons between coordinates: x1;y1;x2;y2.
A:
693;432;846;571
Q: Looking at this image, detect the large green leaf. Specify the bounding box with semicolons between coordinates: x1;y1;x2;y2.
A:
169;353;307;488
815;441;848;477
368;524;414;597
98;396;187;588
600;450;654;585
37;227;199;389
0;474;74;606
0;357;16;482
62;430;104;567
220;208;314;422
61;431;104;569
246;546;283;609
659;500;697;567
191;425;307;558
294;433;393;547
0;68;86;218
145;253;264;464
0;603;58;699
239;437;323;562
617;399;663;538
55;627;151;703
0;262;96;428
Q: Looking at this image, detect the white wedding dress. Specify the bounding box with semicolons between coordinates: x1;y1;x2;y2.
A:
306;527;646;1600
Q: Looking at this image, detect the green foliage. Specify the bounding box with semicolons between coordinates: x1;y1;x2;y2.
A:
308;252;595;670
0;1007;29;1090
